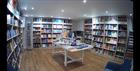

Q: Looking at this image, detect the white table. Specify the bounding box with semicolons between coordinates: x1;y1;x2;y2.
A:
53;41;93;67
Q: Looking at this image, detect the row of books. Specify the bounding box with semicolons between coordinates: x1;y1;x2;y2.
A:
85;35;92;39
92;31;104;36
93;24;104;29
52;30;62;33
118;39;126;44
105;25;118;30
33;44;41;48
33;39;41;43
7;14;19;26
92;37;103;42
116;46;125;53
118;25;127;31
42;44;48;47
42;39;52;43
118;32;126;37
105;31;117;37
93;16;127;23
94;42;103;48
102;44;116;51
41;34;57;38
105;38;117;44
7;29;19;40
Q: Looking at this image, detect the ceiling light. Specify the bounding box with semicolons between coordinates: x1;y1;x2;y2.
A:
82;0;87;3
84;14;87;16
105;11;108;14
61;9;64;12
130;13;133;16
32;7;34;10
24;7;27;10
51;16;53;17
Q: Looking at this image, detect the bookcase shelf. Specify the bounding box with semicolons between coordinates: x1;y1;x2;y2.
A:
32;17;72;48
7;1;25;70
84;16;128;58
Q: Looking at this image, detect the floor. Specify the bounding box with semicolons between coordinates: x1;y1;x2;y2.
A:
20;47;111;71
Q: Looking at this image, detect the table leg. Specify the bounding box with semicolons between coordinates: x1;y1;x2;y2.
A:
81;50;84;63
64;49;67;67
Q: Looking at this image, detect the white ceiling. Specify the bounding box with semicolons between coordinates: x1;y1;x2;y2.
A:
19;0;133;19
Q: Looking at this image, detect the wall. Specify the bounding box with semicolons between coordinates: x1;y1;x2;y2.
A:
24;17;33;49
72;19;84;31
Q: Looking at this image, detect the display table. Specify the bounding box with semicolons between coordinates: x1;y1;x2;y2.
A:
53;40;93;67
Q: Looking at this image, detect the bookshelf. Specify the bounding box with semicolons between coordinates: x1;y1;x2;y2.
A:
7;1;24;71
84;18;92;44
125;31;133;59
84;16;128;57
32;17;72;48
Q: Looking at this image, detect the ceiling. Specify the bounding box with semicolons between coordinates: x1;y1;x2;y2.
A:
19;0;133;19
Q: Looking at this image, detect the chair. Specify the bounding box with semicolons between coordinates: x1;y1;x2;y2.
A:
104;59;132;71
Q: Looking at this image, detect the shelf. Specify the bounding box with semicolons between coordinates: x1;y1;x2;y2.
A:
42;33;52;34
42;28;52;29
7;34;20;41
92;35;104;37
105;29;118;31
53;28;62;30
53;33;61;34
105;42;117;45
117;42;126;44
7;24;20;28
42;42;52;44
119;30;127;32
85;24;92;25
7;44;18;61
33;42;41;44
85;38;92;40
63;24;72;25
115;55;124;58
93;40;103;43
93;29;104;31
41;37;54;39
105;36;117;38
116;50;125;53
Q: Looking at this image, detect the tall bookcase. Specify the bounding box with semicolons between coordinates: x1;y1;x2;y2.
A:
84;16;128;58
7;1;24;71
32;17;72;48
84;18;92;44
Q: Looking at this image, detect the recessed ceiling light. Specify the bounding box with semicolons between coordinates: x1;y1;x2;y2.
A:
82;0;87;3
32;7;34;10
25;14;28;17
24;7;27;10
130;13;133;16
105;11;108;14
51;16;53;17
84;14;87;16
61;9;64;13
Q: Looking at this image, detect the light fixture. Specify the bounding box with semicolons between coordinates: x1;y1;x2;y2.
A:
82;0;87;3
61;9;64;13
32;7;34;10
24;7;27;10
51;16;53;17
130;13;133;16
84;14;87;16
105;11;108;14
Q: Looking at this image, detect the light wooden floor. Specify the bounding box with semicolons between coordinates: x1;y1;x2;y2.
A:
20;48;111;71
